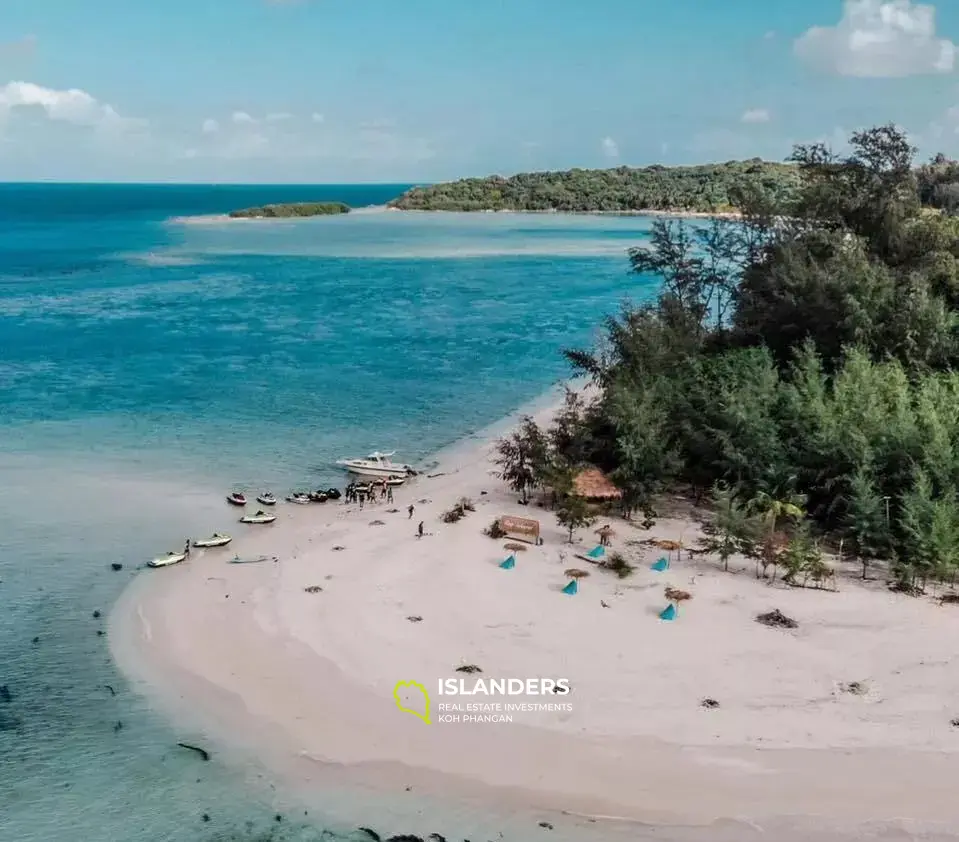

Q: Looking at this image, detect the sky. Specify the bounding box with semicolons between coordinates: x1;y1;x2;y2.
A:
2;0;959;182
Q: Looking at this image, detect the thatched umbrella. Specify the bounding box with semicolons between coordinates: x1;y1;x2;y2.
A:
652;537;685;563
595;524;616;546
664;586;693;615
564;568;590;579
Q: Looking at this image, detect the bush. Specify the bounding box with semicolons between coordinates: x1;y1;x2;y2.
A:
485;519;507;539
605;552;635;579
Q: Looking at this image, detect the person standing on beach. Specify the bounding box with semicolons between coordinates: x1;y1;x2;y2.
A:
387;484;394;503
417;520;424;538
408;504;414;519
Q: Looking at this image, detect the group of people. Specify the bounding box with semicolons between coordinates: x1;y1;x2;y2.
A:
344;478;395;506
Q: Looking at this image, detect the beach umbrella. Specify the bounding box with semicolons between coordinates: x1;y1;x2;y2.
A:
564;568;590;579
562;579;578;595
659;603;676;621
664;586;693;616
499;555;516;570
651;557;669;572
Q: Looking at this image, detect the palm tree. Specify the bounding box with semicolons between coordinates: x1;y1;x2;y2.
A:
747;491;806;581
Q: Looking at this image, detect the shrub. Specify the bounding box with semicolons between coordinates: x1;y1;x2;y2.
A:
485;519;507;539
605;552;634;578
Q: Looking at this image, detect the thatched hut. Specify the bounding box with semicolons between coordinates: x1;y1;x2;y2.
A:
572;467;622;501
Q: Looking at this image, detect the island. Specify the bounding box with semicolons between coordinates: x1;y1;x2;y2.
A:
387;160;802;213
228;202;351;219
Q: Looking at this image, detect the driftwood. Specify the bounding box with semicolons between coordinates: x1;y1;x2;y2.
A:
177;742;210;761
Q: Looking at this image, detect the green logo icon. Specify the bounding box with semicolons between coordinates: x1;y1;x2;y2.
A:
393;680;430;723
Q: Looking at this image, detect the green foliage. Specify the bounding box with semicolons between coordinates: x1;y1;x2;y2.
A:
545;124;959;591
388;160;802;213
228;202;350;218
605;551;635;578
556;492;596;543
493;416;550;503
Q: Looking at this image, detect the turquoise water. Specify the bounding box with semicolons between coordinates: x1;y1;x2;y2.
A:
0;185;656;841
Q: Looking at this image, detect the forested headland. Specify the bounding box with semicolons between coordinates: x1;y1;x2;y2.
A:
495;126;959;592
390;151;959;216
228;202;351;219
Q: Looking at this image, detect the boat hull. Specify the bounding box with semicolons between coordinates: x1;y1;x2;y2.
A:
148;552;187;568
226;495;246;506
240;515;277;524
256;496;276;506
340;464;412;479
193;536;232;548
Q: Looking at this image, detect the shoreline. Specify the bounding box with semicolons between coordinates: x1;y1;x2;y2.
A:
110;382;959;840
167;207;738;225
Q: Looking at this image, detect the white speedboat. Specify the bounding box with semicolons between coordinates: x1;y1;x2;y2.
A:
193;533;232;548
286;492;311;504
335;451;415;478
148;550;187;568
256;492;277;506
240;510;277;524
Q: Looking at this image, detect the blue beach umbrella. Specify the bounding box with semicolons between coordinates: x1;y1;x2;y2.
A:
562;579;578;595
651;557;669;572
659;603;676;621
499;555;516;570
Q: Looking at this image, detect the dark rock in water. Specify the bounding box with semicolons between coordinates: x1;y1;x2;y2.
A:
202;813;210;823
114;720;123;732
92;610;101;619
96;630;104;636
358;828;382;842
31;637;39;644
111;563;123;572
0;685;11;703
428;834;447;842
275;814;283;822
177;742;211;761
386;836;424;842
104;684;117;696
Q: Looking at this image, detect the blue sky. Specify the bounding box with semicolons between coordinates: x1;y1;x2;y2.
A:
1;0;959;182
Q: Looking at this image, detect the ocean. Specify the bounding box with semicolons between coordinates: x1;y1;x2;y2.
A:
0;184;659;842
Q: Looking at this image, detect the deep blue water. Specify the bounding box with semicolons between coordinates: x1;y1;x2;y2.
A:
0;184;657;842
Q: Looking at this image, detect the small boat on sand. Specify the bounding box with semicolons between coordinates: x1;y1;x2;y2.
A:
229;555;278;564
148;550;187;568
256;492;276;506
226;492;247;506
193;533;232;548
286;492;311;505
308;490;328;503
239;510;277;524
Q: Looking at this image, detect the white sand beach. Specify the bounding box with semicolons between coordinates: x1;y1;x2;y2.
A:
111;389;959;840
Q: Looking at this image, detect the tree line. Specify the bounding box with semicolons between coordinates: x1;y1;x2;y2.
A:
389;160;801;213
494;125;959;592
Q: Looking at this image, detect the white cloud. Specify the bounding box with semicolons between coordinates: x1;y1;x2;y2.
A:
741;108;771;124
266;112;292;123
0;81;134;128
231;111;256;124
600;136;619;159
201;118;219;134
311;112;325;124
794;0;956;77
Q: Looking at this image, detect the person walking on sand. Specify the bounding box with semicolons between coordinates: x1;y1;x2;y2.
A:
417;520;424;538
408;503;415;519
387;484;394;503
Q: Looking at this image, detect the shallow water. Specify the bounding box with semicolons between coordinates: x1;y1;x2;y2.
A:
0;184;659;841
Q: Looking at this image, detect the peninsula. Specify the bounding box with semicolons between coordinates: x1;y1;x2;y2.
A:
228;201;351;219
388;159;801;213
